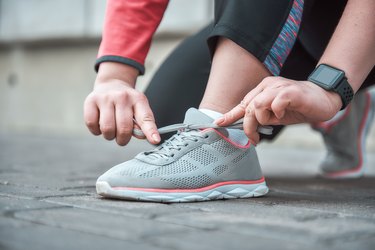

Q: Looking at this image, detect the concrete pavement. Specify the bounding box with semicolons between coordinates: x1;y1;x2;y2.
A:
1;132;375;250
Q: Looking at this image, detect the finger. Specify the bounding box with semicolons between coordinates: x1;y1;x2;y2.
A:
251;88;279;125
215;101;246;126
216;77;276;126
114;104;133;146
270;91;291;120
243;104;260;145
83;96;101;136
133;95;160;144
254;108;273;126
132;123;146;140
99;103;116;140
268;88;310;124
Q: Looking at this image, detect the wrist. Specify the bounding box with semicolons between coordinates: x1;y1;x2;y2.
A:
324;90;343;113
96;62;139;88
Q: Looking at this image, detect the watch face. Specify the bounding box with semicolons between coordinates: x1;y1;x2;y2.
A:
310;65;344;88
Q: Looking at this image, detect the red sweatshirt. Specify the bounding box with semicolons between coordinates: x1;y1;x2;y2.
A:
95;0;169;74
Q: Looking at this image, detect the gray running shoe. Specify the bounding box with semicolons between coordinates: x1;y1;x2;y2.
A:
96;108;268;203
312;88;375;178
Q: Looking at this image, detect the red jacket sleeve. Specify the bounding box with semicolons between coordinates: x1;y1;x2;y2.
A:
95;0;169;74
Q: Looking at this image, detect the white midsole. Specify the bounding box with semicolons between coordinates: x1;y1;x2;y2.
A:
96;181;269;203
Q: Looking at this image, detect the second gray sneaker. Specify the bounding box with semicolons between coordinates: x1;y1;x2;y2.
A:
96;108;268;203
312;88;375;178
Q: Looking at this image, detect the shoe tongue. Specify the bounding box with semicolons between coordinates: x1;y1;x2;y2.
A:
183;108;214;124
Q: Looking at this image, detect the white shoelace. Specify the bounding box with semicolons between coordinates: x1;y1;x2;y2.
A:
135;119;273;160
132;118;273;137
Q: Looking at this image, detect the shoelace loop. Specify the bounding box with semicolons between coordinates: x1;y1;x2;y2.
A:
144;129;207;159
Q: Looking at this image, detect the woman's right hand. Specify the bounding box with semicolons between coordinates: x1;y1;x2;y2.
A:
84;62;160;146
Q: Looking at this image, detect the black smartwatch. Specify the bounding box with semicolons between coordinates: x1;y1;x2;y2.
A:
308;64;354;110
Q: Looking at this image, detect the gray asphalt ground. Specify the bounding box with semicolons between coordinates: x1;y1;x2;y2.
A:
1;132;374;250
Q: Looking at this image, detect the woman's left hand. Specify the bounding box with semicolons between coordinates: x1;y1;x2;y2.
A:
215;76;342;144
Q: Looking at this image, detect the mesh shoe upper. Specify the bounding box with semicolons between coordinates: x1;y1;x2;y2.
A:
97;108;263;189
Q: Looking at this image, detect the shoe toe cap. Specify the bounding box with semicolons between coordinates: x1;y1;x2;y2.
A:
96;159;164;188
96;160;139;186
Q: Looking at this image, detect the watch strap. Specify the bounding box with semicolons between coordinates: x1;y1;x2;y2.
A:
334;77;354;110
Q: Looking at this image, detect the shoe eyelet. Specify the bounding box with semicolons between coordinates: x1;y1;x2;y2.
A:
185;143;189;146
171;154;175;157
204;135;209;139
194;139;198;142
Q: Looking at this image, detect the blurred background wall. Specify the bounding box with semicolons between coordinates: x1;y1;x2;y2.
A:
0;0;374;150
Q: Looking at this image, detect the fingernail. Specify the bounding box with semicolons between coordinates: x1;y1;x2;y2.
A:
214;117;224;124
152;133;160;143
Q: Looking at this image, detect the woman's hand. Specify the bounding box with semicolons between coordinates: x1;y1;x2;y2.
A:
215;76;342;144
84;62;160;146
